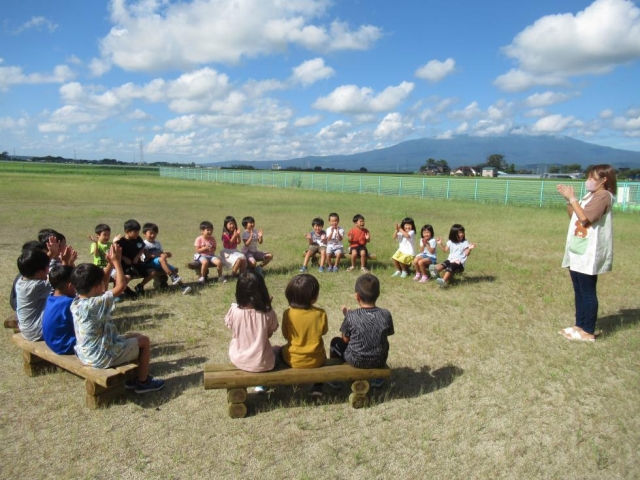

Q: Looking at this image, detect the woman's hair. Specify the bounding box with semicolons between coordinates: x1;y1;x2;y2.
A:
285;274;320;309
400;217;416;233
420;224;435;239
71;263;105;295
586;164;617;195
449;224;466;243
222;216;237;235
235;271;272;313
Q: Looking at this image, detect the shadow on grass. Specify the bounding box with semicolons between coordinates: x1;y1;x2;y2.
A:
112;303;159;314
458;274;496;285
126;369;204;409
598;308;640;337
240;364;463;417
114;312;173;331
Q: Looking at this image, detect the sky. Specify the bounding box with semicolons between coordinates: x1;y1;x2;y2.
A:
1;0;640;165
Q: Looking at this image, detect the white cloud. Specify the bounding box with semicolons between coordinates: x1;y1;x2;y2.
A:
612;114;640;131
599;109;614;119
13;16;58;34
524;91;576;107
415;58;456;83
374;112;412;139
97;0;382;72
38;123;68;133
313;81;414;114
449;101;482;121
455;122;468;134
523;108;546;118
531;114;576;133
290;58;335;86
317;120;353;140
165;115;197;132
436;130;453;140
128;109;152;120
0;61;75;91
147;132;196;153
496;0;640;91
294;115;322;127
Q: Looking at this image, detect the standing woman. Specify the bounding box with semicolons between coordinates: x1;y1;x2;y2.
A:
556;164;617;342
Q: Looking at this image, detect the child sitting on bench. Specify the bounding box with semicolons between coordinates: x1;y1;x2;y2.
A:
329;273;394;389
70;244;165;394
42;265;77;355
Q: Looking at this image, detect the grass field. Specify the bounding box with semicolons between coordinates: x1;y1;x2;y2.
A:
1;172;638;479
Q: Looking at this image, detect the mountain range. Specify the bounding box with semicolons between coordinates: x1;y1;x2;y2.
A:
203;135;640;172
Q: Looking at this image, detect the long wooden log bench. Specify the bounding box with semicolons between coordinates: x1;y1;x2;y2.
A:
4;312;19;332
11;333;138;409
203;357;391;418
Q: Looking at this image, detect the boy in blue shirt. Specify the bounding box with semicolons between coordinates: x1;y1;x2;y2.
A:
42;265;77;355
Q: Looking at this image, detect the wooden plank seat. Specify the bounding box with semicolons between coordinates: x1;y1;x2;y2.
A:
11;333;138;409
203;357;391;418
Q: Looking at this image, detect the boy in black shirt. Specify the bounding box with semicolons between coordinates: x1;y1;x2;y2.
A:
115;219;153;297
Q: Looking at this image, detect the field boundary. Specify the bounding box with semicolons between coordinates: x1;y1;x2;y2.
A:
159;167;640;211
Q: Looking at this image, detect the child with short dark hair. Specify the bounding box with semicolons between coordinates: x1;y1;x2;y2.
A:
194;221;224;284
88;224;114;269
300;217;327;273
241;216;273;274
325;213;345;272
142;222;191;294
329;273;394;388
115;219;152;297
42;265;77;355
347;214;371;273
70;244;164;394
282;274;328;397
429;224;476;288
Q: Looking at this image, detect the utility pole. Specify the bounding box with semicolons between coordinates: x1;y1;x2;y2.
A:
139;141;144;164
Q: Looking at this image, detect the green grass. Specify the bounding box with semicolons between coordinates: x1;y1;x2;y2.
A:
0;171;638;479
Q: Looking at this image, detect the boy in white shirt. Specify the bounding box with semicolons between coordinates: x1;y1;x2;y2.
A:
325;212;345;272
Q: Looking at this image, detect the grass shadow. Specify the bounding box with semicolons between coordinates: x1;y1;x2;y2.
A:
457;274;496;285
381;365;464;400
597;308;640;337
125;369;204;409
112;303;160;314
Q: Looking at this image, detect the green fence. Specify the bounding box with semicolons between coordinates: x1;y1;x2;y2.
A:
159;168;640;212
0;161;160;176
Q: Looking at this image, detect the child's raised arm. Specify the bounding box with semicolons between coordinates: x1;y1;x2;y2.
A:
436;237;450;253
106;244;126;297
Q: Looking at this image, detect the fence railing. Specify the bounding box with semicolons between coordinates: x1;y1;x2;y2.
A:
159;168;640;212
0;161;160;176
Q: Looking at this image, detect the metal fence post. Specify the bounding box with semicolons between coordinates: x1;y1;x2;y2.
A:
505;180;510;205
539;181;544;207
446;179;450;199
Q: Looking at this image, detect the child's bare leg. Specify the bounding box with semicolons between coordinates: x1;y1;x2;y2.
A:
392;259;401;271
262;254;272;267
442;271;453;284
199;259;210;278
413;257;421;273
360;250;367;268
303;250;313;267
319;250;326;268
139;271;155;287
233;258;247;275
159;257;174;276
212;258;223;278
334;251;342;267
350;249;357;268
135;333;151;381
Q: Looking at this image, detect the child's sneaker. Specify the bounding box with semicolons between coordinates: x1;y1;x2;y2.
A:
125;286;139;299
308;383;323;398
299;266;308;272
428;264;438;279
436;278;448;288
318;266;325;273
182;285;192;295
218;275;228;283
170;274;183;285
361;267;370;274
254;385;267;394
134;375;165;394
197;276;206;285
419;275;429;283
125;377;137;390
332;266;338;273
134;284;145;295
370;378;384;389
391;271;401;277
400;271;408;278
413;273;422;281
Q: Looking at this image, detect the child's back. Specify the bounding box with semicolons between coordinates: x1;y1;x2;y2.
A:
226;303;278;372
340;306;393;368
16;249;52;341
42;265;76;355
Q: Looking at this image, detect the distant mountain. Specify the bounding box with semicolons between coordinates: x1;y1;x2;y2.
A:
203;135;640;172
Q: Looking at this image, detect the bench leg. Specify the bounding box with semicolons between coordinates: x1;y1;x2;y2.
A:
85;380;127;409
227;388;248;418
22;351;54;377
349;380;370;409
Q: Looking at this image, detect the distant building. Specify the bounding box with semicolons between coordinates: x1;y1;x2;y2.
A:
452;166;478;177
482;167;498;178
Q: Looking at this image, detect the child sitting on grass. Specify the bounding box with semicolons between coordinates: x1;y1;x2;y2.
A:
225;271;279;393
70;244;165;394
42;265;77;355
142;222;191;294
429;223;476;288
300;217;327;273
329;273;394;389
281;274;328;397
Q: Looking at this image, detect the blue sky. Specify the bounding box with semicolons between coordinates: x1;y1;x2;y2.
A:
1;0;639;164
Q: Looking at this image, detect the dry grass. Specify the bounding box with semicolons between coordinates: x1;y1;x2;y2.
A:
0;172;638;479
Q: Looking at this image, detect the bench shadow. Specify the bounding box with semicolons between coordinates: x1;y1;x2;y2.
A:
242;364;463;417
597;308;640;337
125;369;204;409
112;303;159;314
457;275;496;285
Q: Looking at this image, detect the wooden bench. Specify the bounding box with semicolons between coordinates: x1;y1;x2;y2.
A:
11;333;138;409
203;358;391;418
